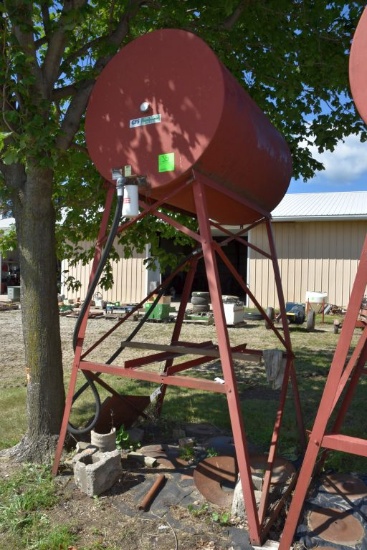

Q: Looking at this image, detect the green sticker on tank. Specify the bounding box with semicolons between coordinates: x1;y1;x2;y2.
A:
158;153;175;172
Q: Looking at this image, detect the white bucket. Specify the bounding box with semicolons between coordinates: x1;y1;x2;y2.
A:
305;291;328;304
94;292;103;308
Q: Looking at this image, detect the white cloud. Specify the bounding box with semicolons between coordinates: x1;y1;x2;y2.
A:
310;134;367;183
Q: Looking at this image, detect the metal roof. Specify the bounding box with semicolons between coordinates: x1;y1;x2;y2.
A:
271;191;367;221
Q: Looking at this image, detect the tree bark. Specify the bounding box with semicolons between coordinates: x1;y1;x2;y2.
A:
10;163;65;462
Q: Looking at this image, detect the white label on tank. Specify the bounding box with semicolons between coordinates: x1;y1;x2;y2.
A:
130;114;161;128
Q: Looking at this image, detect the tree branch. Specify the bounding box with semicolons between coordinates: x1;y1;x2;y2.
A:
55;0;149;150
55;79;94;150
52;84;78;102
7;1;45;95
42;0;88;95
222;0;251;30
40;2;51;35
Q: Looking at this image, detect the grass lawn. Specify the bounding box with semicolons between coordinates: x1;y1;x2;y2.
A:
0;311;366;550
1;311;365;473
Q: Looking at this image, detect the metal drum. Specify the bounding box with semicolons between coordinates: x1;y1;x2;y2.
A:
350;7;367;125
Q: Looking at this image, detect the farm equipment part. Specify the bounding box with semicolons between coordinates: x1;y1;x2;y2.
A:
272;302;316;331
183;310;214;325
53;28;306;546
333;296;367;334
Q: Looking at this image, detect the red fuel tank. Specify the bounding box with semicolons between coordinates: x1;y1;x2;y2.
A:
85;29;292;224
349;7;367;125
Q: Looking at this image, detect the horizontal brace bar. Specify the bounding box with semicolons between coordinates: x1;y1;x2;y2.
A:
322;434;367;457
166;355;217;374
166;346;251;376
119;340;260;362
81;360;229;393
124;351;180;369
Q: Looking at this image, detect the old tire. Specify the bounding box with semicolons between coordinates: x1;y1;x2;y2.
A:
192;291;210;299
192;304;210;313
306;310;316;331
191;295;209;306
191;292;210;306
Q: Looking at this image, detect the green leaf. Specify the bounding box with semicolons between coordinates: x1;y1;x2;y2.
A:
0;132;12;152
2;149;19;165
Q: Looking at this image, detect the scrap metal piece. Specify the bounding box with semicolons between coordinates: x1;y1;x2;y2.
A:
92;394;151;433
138;474;166;511
249;455;296;486
321;473;367;501
194;454;296;508
193;456;237;507
308;507;364;545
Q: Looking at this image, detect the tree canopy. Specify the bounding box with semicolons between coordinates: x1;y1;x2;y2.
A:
2;1;365;269
0;0;365;461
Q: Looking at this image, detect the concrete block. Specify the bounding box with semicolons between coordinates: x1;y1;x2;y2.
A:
127;451;157;467
73;448;122;497
91;427;116;452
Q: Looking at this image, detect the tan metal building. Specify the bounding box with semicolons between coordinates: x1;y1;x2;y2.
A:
61;192;367;309
248;191;367;309
61;242;160;305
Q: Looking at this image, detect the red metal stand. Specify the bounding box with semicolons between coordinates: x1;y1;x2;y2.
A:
279;234;367;549
53;170;305;546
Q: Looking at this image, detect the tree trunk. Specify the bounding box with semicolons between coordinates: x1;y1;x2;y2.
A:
11;164;65;462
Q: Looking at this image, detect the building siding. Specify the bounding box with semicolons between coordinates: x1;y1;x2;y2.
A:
61;242;155;305
248;220;367;309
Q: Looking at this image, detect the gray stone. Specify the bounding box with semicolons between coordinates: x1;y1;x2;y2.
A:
127;451;157;467
73;448;122;497
231;476;262;520
76;441;96;453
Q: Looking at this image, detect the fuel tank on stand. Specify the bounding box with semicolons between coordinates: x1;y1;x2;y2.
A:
85;29;292;224
349;6;367;125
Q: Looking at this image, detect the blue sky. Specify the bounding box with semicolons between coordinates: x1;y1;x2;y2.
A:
288;133;367;193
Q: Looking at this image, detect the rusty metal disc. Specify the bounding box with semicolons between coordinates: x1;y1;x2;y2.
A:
249;454;296;485
321;473;367;501
308;507;364;545
193;456;237;507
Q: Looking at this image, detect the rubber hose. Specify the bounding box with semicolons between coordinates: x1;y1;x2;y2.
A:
67;191;123;435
